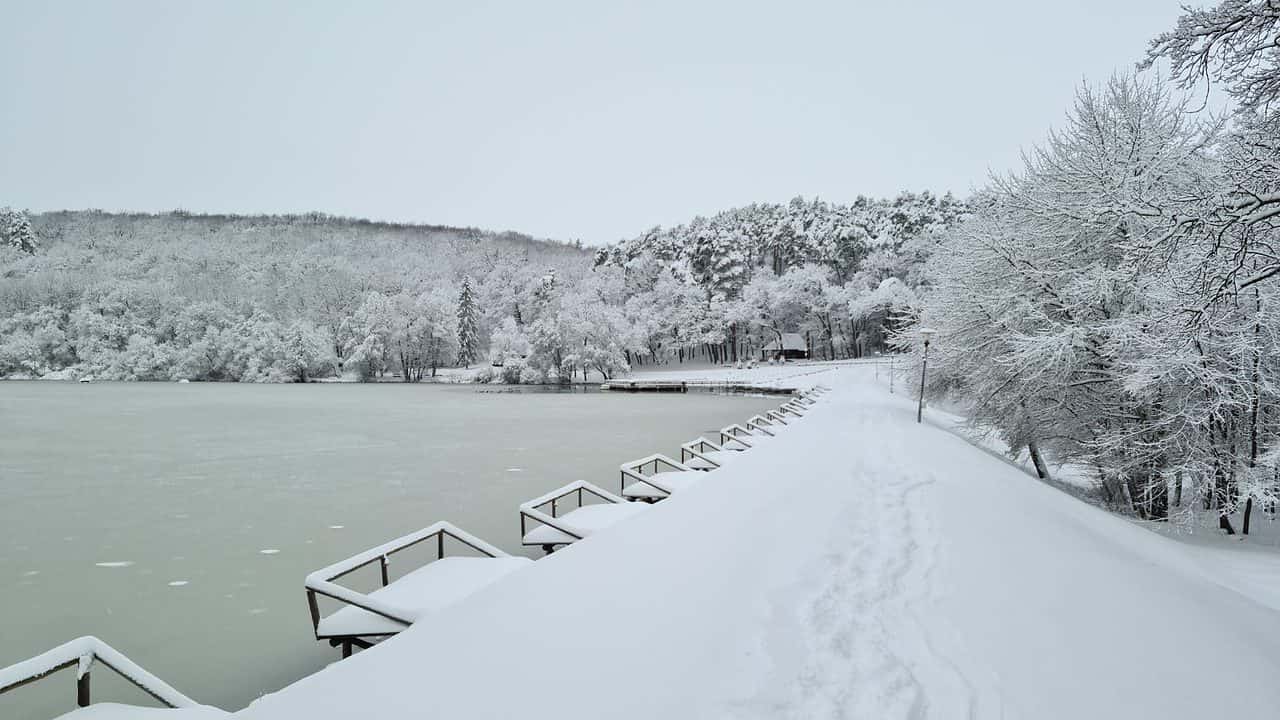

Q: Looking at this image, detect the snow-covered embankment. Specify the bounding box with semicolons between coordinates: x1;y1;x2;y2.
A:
238;364;1280;719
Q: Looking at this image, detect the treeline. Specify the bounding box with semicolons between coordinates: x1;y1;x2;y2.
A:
0;210;596;381
906;1;1280;532
595;192;967;364
0;191;965;383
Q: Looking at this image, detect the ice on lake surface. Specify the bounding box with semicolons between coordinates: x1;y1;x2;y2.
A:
0;381;778;717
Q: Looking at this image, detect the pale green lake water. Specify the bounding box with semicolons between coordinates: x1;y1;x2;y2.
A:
0;382;779;717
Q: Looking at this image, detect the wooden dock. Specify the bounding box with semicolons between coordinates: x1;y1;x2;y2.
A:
601;379;803;396
600;380;689;392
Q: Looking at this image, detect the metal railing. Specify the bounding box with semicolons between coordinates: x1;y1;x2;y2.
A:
747;414;780;433
716;425;755;451
679;438;725;470
618;453;695;498
519;480;630;550
778;401;806;418
0;636;203;712
305;521;509;649
765;408;792;424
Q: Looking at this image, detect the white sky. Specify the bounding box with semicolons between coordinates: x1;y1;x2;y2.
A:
1;1;1189;245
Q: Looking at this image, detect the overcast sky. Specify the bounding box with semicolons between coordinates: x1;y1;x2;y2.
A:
1;1;1190;244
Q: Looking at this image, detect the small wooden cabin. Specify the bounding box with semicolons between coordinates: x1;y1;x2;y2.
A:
760;333;809;360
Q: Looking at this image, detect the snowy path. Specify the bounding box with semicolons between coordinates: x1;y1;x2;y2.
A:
236;365;1280;719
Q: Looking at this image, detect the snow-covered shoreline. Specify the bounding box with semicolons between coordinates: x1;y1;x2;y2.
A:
2;358;869;389
221;363;1280;719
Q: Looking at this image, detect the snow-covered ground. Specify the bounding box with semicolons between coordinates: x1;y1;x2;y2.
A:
230;363;1280;718
627;357;872;389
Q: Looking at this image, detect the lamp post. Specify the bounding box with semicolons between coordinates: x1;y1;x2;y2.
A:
916;328;935;423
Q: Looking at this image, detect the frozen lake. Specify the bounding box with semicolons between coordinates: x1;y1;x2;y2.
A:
0;381;779;716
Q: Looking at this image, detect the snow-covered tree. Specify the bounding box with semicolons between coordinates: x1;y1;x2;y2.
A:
346;292;396;380
908;75;1220;519
279;320;335;382
456;276;480;367
1144;0;1280;116
1;207;37;254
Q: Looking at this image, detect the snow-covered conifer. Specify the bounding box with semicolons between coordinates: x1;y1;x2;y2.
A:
456;276;480;367
1;207;37;254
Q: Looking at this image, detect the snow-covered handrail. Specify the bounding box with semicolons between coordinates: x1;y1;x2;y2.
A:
305;521;509;637
765;408;791;424
778;401;806;417
716;427;753;451
519;480;629;543
721;423;770;447
746;415;778;435
0;636;203;710
680;437;724;469
618;453;695;497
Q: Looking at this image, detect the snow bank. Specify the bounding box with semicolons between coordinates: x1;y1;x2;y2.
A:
54;704;228;720
235;365;1280;718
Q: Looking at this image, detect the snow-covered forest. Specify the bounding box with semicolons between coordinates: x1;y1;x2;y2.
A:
594;193;966;364
0;211;590;382
0;192;963;384
903;0;1280;532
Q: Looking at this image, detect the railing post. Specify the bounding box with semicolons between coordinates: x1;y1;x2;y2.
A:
77;671;90;707
379;556;389;587
437;532;444;560
307;589;322;633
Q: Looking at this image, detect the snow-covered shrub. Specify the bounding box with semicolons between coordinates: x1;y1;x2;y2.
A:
488;318;530;367
500;358;527;384
519;364;545;384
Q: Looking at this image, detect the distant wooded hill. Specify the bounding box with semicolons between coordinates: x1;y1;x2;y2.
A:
0;210;595;381
12;209;588;313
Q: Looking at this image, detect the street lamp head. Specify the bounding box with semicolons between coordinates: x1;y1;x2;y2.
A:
918;327;937;342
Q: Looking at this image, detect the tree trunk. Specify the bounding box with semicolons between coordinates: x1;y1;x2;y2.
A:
1215;458;1236;535
1027;439;1051;480
1147;470;1169;521
1245;288;1261;535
